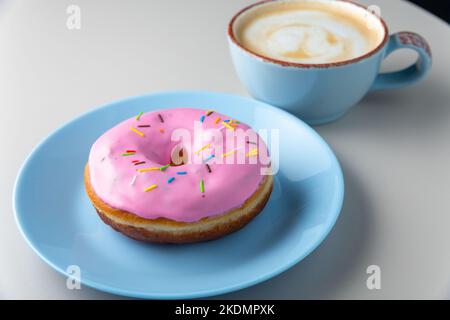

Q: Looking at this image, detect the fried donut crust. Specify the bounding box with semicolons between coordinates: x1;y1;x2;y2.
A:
84;164;273;243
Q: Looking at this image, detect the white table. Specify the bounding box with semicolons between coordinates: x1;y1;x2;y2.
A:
1;0;449;299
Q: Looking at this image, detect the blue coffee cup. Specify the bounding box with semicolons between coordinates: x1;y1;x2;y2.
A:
228;0;432;125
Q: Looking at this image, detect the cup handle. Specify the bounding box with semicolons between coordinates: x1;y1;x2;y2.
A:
370;32;432;91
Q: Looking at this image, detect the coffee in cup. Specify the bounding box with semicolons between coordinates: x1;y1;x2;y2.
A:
228;0;432;124
233;0;385;64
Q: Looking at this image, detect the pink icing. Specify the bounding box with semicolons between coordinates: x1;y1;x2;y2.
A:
88;108;270;222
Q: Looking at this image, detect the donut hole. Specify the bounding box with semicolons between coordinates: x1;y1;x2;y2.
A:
170;145;189;167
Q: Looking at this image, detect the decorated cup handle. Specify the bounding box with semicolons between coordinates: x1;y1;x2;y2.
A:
371;32;432;91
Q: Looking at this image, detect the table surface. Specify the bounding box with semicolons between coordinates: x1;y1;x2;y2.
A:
1;0;449;300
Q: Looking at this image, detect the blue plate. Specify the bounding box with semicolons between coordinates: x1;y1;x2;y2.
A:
14;91;344;299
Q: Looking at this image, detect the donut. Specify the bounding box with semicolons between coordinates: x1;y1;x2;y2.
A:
84;108;273;243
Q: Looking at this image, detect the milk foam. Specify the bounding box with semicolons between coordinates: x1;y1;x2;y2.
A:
234;1;384;64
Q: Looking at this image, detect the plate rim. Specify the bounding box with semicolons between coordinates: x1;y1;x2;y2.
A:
13;90;345;299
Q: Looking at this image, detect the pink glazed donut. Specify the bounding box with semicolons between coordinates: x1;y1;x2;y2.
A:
84;108;273;243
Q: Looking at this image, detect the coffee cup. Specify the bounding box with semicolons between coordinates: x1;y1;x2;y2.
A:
228;0;432;125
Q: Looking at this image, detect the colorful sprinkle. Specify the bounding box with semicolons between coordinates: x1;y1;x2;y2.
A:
135;112;143;121
246;148;259;157
126;150;136;153
215;117;221;124
195;143;211;155
159;128;165;134
158;114;164;123
121;152;135;157
130;174;137;186
176;171;187;175
200;180;205;193
222;121;235;131
144;184;158;192
130;127;145;137
203;154;215;163
200;115;206;123
138;167;160;173
132;160;140;163
247;140;257;145
134;161;146;166
222;150;237;158
167;177;175;183
138;125;151;128
224;119;238;127
206;110;214;116
206;164;212;173
160;164;170;171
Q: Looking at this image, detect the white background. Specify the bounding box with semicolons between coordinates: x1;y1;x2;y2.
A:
0;0;449;299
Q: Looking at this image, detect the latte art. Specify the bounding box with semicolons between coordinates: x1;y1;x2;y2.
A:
248;12;367;63
234;0;385;64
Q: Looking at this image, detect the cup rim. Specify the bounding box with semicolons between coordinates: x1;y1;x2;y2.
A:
227;0;390;68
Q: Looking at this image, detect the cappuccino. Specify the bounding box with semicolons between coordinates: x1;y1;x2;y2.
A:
233;0;385;64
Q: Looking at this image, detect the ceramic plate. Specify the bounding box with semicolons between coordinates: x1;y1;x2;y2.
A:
14;91;344;299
